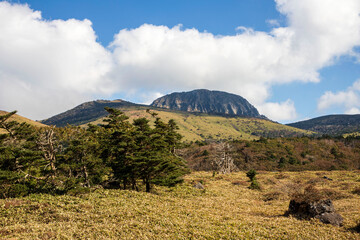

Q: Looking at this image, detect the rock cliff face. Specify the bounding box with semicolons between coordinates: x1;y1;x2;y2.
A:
151;89;264;118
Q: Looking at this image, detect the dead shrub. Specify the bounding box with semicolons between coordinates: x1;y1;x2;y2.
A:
292;185;325;203
263;191;284;201
278;182;303;198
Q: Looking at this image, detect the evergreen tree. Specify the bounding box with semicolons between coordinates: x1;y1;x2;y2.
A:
61;126;109;189
133;112;188;192
0;111;40;197
101;107;136;189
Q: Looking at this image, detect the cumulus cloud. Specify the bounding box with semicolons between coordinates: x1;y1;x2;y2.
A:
257;100;297;121
318;79;360;113
1;0;360;121
0;2;113;119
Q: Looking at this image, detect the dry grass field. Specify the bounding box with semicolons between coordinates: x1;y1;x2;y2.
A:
1;171;359;239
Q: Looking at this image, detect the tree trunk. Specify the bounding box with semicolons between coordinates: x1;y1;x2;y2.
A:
83;165;90;187
145;179;151;193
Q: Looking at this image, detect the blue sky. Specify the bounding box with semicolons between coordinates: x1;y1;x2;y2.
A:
1;0;360;123
20;0;281;45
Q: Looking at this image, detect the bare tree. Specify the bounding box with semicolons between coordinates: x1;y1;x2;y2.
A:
36;126;60;178
212;142;237;174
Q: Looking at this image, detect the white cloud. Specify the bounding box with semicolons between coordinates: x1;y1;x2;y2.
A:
266;19;280;27
345;107;360;114
318;79;360;113
0;2;113;119
1;0;360;121
257;100;297;121
139;92;164;105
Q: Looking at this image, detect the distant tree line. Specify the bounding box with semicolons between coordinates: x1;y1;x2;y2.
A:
0;108;189;198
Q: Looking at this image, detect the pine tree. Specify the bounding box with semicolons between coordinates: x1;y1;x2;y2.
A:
61;126;109;188
133;112;188;192
0;111;40;197
101;107;136;189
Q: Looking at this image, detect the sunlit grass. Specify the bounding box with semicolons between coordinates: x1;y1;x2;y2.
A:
1;171;359;239
0;110;46;134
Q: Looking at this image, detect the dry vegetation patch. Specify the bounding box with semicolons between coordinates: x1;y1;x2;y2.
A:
0;171;359;239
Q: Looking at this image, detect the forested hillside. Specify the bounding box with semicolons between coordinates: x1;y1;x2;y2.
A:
183;137;360;172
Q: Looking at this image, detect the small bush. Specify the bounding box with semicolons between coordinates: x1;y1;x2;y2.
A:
263;191;283;201
246;169;261;190
246;169;257;182
249;181;261;190
202;150;210;156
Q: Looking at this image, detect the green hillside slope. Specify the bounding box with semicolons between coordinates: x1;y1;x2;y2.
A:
85;106;312;142
0;110;46;134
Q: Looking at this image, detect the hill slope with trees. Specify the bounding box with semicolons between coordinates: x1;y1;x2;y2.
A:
287;114;360;135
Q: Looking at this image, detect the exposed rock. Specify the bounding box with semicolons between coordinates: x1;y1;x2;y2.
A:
151;89;266;119
316;212;343;227
287;198;343;226
193;182;205;189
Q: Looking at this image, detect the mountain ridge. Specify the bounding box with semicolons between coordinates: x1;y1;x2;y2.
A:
287;114;360;135
42;99;141;127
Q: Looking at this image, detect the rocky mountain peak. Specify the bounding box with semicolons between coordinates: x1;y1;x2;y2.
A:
150;89;264;118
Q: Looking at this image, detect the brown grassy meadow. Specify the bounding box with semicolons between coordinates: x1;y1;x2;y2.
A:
1;171;359;239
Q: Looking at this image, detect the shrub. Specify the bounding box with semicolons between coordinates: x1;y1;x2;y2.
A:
246;169;257;182
249;181;261;190
246;169;261;190
263;191;283;201
292;185;324;203
202;150;210;156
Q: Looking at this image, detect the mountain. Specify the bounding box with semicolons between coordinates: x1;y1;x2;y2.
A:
287;114;360;135
0;110;46;133
40;90;311;141
150;89;265;119
42;99;139;127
